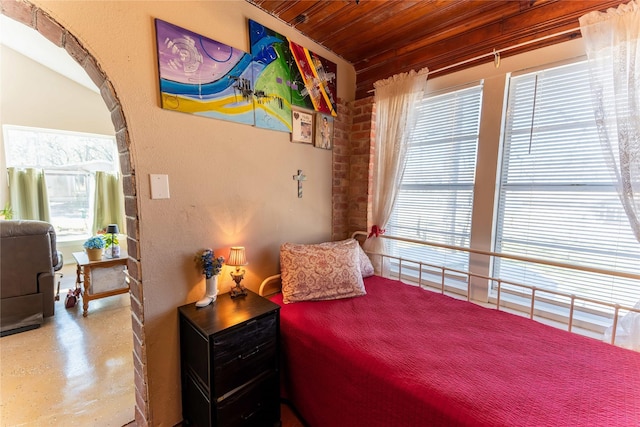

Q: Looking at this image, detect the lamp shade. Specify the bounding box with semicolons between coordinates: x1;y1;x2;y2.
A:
227;246;248;267
106;224;119;234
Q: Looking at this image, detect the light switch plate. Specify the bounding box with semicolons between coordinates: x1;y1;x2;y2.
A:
150;174;170;199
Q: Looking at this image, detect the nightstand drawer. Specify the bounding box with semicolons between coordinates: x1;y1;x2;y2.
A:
213;313;277;396
217;372;280;427
213;312;277;365
180;317;210;390
183;372;211;427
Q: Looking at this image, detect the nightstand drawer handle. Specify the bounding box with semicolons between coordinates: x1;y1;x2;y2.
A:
239;346;259;360
241;410;256;420
241;402;261;420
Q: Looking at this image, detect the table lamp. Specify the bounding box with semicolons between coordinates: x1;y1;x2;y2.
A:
227;246;248;298
106;224;120;258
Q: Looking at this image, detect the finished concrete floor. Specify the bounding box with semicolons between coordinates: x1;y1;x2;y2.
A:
1;264;135;426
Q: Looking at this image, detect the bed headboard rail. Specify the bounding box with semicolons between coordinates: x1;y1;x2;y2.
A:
259;274;282;297
354;231;640;348
262;231;640;349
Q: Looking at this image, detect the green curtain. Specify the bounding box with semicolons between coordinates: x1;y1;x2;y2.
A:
92;171;125;234
7;167;51;221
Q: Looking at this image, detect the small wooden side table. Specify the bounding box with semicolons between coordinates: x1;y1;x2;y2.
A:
72;251;129;317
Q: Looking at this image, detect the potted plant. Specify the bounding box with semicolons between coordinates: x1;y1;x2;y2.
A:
100;224;121;258
84;235;106;261
0;203;12;220
104;233;120;258
104;233;119;248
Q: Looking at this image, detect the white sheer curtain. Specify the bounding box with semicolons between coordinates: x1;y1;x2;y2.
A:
363;68;428;272
580;0;640;241
580;0;640;350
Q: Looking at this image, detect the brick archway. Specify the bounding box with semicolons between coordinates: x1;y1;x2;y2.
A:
1;2;149;425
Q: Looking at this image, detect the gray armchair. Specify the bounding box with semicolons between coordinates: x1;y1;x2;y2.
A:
1;220;63;336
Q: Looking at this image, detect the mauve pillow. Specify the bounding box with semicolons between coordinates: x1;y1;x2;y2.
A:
280;239;366;304
319;238;375;278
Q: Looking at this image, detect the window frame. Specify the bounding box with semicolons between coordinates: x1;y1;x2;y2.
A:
385;81;484;292
490;58;640;324
3;124;119;239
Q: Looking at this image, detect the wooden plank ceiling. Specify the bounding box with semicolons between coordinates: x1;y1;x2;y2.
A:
246;0;623;99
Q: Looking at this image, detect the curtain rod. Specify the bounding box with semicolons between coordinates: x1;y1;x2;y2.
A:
367;26;581;93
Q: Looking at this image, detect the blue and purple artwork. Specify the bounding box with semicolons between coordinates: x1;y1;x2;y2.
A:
155;19;255;126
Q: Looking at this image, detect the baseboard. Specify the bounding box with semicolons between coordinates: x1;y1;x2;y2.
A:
1;323;40;337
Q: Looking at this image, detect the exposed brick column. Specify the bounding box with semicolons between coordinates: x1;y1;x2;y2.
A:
348;97;375;236
0;1;148;425
331;96;375;241
331;99;351;240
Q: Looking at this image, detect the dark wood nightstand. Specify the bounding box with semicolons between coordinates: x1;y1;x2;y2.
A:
178;290;281;427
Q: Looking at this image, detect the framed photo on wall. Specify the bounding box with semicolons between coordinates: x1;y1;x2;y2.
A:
315;113;334;150
291;109;314;144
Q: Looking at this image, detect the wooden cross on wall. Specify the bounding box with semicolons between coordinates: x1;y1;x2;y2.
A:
293;169;307;198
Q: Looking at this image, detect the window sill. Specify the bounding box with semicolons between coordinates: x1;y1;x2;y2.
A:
57;234;90;244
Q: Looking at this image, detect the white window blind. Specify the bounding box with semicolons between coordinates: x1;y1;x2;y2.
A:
387;84;482;274
494;60;640;309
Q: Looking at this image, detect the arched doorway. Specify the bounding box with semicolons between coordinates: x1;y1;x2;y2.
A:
1;1;149;424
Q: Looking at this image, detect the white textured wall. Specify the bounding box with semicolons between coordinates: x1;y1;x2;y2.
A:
27;1;356;425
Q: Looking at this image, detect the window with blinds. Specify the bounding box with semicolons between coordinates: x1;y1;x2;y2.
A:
494;60;640;309
386;83;483;281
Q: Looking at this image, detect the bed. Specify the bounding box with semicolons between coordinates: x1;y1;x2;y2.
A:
263;238;640;427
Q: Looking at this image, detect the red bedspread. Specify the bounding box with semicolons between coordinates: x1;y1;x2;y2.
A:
271;275;640;427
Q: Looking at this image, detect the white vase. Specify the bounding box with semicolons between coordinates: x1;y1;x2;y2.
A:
195;275;219;307
111;244;120;258
205;275;219;301
105;244;120;259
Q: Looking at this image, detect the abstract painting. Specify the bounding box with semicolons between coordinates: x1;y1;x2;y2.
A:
289;41;337;117
248;19;296;132
155;19;255;126
249;20;338;130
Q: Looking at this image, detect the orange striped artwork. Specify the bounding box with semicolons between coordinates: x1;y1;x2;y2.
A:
288;41;337;117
